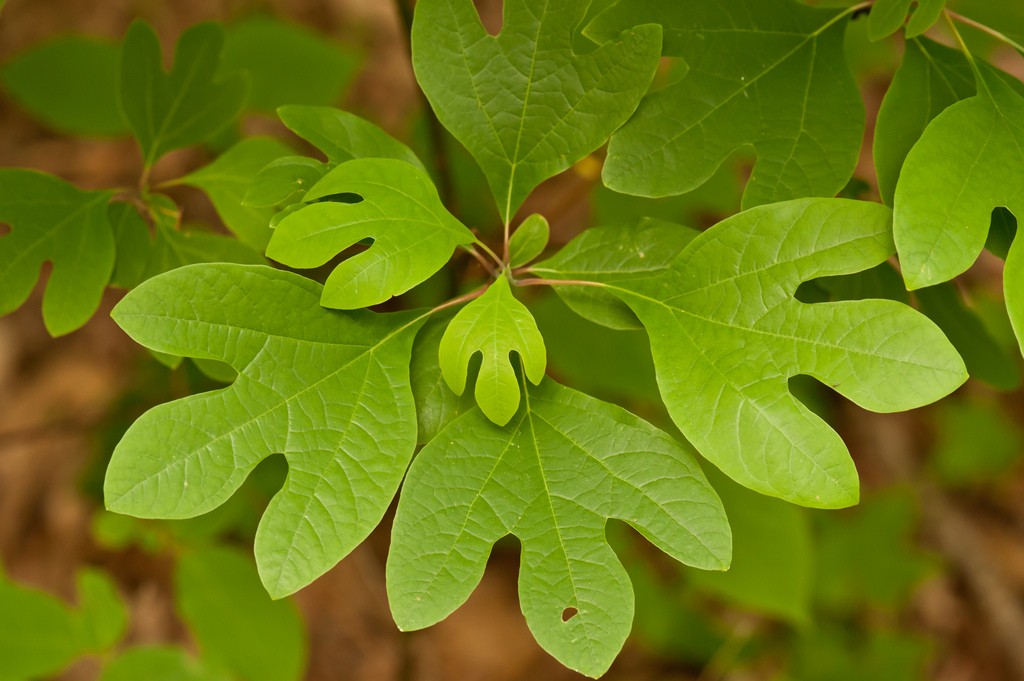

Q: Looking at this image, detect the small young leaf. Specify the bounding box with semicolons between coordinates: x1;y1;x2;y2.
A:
1;36;126;136
178;136;293;249
508;214;549;268
220;16;360;113
99;647;229;681
0;169;114;336
108;199;264;290
120;21;247;167
388;380;730;677
894;71;1024;350
535;217;698;330
589;0;864;208
438;276;546;426
104;264;424;598
539;199;967;507
411;0;662;221
176;547;306;681
73;569;128;653
867;0;945;40
267;158;475;309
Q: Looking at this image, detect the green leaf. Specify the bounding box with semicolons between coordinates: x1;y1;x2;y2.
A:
243;156;327;208
104;264;424;598
813;488;938;612
790;627;932;681
109;198;264;290
874;38;975;205
0;568;127;680
178;137;293;249
176;547;306;681
220;16;360;113
438;276;546;426
915;283;1020;390
688;468;812;625
867;0;945;40
278;105;425;170
1;36;126;136
508;213;549;268
388;379;730;677
99;647;229;681
930;397;1024;486
539;199;966;507
410;315;476;445
411;0;662;221
267;158;475;309
893;70;1024;348
536;217;699;331
120;21;247;167
589;0;864;208
0;169;114;336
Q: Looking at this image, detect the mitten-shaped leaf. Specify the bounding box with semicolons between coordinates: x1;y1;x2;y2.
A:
412;0;662;221
267;158;475;310
388;380;730;678
539;199;967;507
867;0;945;40
894;71;1024;351
439;276;545;426
104;264;424;598
588;0;864;208
0;169;114;336
120;21;247;166
178;137;293;249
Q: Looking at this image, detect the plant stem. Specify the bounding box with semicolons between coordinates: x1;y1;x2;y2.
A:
946;9;1024;55
460;244;500;277
514;277;607;288
427;285;488;316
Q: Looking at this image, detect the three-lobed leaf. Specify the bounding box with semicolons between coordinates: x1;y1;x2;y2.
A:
267;158;475;309
538;199;967;507
412;0;662;221
120;21;247;167
388;379;730;678
438;276;546;426
589;0;864;208
104;264;424;598
0;169;114;336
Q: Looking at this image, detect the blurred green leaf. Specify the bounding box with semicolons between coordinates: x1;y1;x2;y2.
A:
813;488;938;612
221;16;360;113
688;468;813;626
1;36;126;135
178;136;294;249
931;398;1023;486
410;314;477;444
0;169;114;336
99;647;229;681
120;21;247;167
176;547;307;681
789;626;931;681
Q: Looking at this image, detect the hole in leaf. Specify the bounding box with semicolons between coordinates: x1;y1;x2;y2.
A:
315;192;363;204
475;0;504;36
561;606;578;622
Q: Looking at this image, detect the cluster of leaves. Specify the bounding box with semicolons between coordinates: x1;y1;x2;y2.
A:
3;0;1024;676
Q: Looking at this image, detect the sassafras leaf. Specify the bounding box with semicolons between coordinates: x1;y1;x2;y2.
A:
104;264;424;598
438;276;546;426
412;0;662;221
589;0;864;208
388;380;730;678
0;169;114;336
867;0;946;40
539;199;966;507
266;158;475;310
